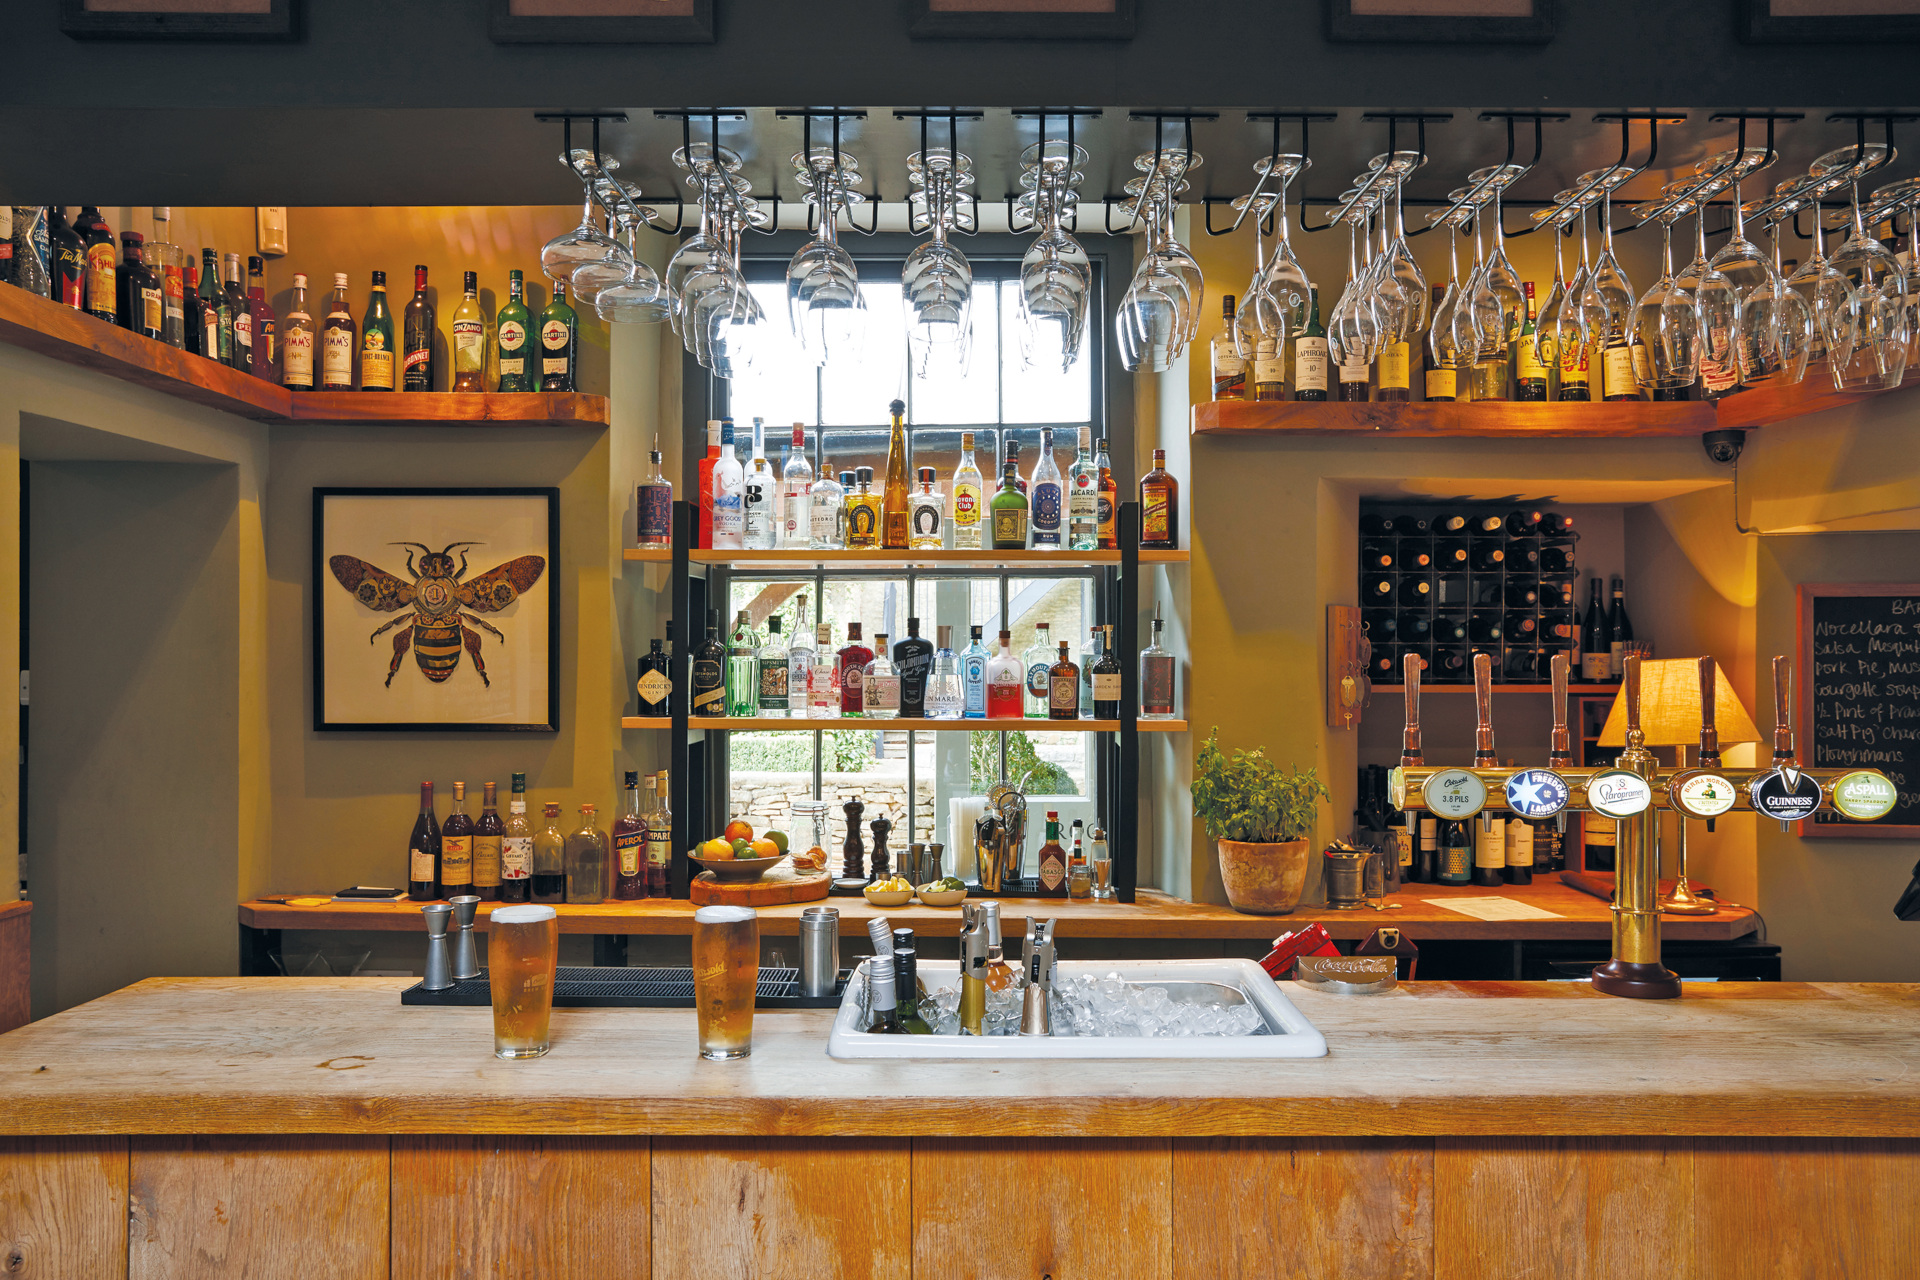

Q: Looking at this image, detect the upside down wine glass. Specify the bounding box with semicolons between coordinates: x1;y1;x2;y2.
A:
1631;207;1702;393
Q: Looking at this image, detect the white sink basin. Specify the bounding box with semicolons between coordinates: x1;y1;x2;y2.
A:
826;958;1328;1059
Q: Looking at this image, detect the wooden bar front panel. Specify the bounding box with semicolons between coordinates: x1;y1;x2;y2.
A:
1693;1138;1920;1280
0;1136;128;1278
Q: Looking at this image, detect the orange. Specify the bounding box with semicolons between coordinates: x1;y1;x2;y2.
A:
722;818;754;844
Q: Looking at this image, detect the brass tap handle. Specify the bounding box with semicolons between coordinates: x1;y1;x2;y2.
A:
1549;652;1572;767
1772;654;1795;764
1624;652;1644;750
1400;650;1424;766
1473;651;1496;765
1697;655;1721;768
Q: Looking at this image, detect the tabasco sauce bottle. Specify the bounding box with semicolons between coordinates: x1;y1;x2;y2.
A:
1035;810;1069;897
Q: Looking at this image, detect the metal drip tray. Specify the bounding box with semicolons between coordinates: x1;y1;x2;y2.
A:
400;966;846;1009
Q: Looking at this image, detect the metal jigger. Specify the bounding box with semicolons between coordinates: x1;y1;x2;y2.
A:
420;903;455;991
449;895;482;980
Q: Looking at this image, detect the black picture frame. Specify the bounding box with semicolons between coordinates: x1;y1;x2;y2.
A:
1326;0;1554;44
487;0;715;43
60;0;299;41
313;487;560;734
905;0;1136;40
1738;0;1920;43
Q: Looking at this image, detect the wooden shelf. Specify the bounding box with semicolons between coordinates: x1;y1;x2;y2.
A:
622;548;672;562
285;390;608;426
1712;371;1918;431
621;716;672;729
1373;684;1619;696
622;716;1188;732
688;548;1187;570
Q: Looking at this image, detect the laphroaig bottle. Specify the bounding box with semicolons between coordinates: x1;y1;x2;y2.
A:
538;280;577;391
496;269;532;391
500;773;533;903
951;431;985;549
1293;286;1330;400
452;271;485;391
403;264;434;391
359;270;395;391
321;273;355;390
282;273;314;390
1211;294;1248;400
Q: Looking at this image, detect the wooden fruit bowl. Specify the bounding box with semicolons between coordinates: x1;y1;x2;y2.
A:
687;853;784;883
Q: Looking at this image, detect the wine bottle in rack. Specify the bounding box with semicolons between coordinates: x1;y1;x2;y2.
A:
1396;576;1432;608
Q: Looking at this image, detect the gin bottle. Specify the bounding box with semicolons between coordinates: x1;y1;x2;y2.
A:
864;635;901;720
986;630;1024;719
725;609;759;716
756;615;790;716
808;623;839;718
951;431;985;550
636;437;672;549
1140;611;1176;719
925;625;963;719
1067;427;1098;550
1023;622;1055;718
960;624;989;719
781;423;814;548
742;418;777;549
809;463;846;549
1029;427;1064;548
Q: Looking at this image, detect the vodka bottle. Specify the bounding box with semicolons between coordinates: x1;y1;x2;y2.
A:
711;419;746;549
781;423;814;549
742;418;776;549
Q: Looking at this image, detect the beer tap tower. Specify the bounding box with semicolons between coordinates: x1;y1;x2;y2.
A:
1391;651;1897;999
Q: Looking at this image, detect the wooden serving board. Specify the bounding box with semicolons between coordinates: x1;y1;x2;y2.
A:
689;859;832;907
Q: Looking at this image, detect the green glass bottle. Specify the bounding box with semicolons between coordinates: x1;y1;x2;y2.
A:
496;269;532;392
537;280;578;392
894;951;934;1034
1292;285;1330;401
358;270;395;392
989;457;1029;550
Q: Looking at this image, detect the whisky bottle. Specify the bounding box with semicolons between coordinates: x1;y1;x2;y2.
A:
1293;286;1330;400
1211;295;1248;400
1557;330;1591;401
473;780;504;902
1600;320;1640;401
500;773;533;903
1376;334;1411;402
1252;331;1288;401
1514;282;1548;400
1422;284;1454;401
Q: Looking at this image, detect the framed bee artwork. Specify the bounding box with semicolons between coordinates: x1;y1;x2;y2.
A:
313;488;559;733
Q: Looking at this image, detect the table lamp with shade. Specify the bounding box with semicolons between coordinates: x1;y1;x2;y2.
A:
1598;657;1761;914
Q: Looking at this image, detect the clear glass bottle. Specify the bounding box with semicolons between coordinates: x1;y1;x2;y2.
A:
832;470;857;548
756;615;790;717
1067;428;1098;551
636;435;672;549
725;609;759;717
909;468;945;549
281;272;314;390
809;462;846;550
787;601;816;718
864;635;900;720
781;423;813;549
1094;437;1118;550
960;624;989;719
710;419;745;550
742;417;777;549
1140;610;1177;719
951;430;985;550
563;803;608;904
1079;624;1101;716
986;630;1024;719
452;270;485;391
845;466;882;550
647;771;673;898
1023;622;1055;718
925;625;963;719
1029;427;1064;549
532;801;567;904
1211;294;1248;400
808;622;840;718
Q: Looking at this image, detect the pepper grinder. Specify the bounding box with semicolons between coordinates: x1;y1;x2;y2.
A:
449;895;482;980
841;797;866;880
420;902;454;992
869;815;893;881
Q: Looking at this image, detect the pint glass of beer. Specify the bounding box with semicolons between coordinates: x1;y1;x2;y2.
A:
692;904;758;1060
488;904;559;1059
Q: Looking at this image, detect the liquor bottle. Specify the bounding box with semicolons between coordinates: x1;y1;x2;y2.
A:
499;773;533;903
1557;328;1591;401
613;771;646;900
950;431;985;550
564;803;608;905
909;468;945;549
1473;318;1508;402
1470;544;1506;571
1608;575;1632;678
247;256;276;381
148;208;183;347
78;206;115;324
321;272;355;390
711;419;746;550
781;424;814;548
986;630;1023;718
864;637;901;719
787;609;817;719
1336;341;1371;402
989;457;1029;550
1005;439;1028;494
1505;817;1534;886
809;458;846;550
1212;294;1249;400
647;772;673;898
182;263;207;357
1601;319;1639;401
1293;286;1330;400
1094;437;1119;550
1412;816;1436;883
359;270;395;391
635;438;673;549
116;233;161;340
1471;813;1506;886
473;780;504;901
800;622;836;718
694;419;722;548
532;801;567;904
741;419;776;550
960;624;989;718
1436;818;1472;885
1141;610;1176;719
1580;577;1611;681
894;617;934;718
223;253;251;373
1067;428;1098;551
925;625;963;718
537;279;577;391
440;781;475;897
1513;282;1548;401
692;610;727;717
282;273;314;390
1377;331;1411;402
1030;427;1064;549
49;207;85;310
725;609;759;717
496;269;532;392
1423;284;1454;401
1092;625;1123;719
881;398;912;550
845;466;882;550
865;961;906;1034
752;614;791;717
1022;623;1055;718
837;622;873;716
1252;328;1287;402
1140;448;1178;549
893;951;935;1033
403;265;434;391
1035;811;1070;896
451;271;485;391
407;781;441;901
1048;642;1081;722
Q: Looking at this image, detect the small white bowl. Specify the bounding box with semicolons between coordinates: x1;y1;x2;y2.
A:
916;887;968;907
863;886;913;907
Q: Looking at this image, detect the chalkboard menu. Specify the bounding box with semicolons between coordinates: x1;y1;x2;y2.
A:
1798;584;1920;837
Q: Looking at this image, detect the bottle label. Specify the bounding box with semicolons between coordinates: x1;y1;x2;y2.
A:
1339;355;1369;386
692;660;725;711
1425;366;1456;400
140;287;163;334
1093;671;1121;700
406;345;431;375
810;498;839;543
1251;348;1287;386
410;846;434;883
991;505;1027;547
542;319;568;350
1517;337;1549;385
1030;482;1062;539
440;834;473;886
1609;640;1626;676
361;342;394;389
474;835;502;887
322;327;353;382
1050;673;1079;713
1038;848;1066;891
616;830;642;877
1097;495;1115;538
1213;344;1247;397
954;485;981;526
1475;821;1505;870
1142;487;1173;544
499;320;526;351
962;656;986;711
502;836;532;880
85;243;115;314
1142;655;1175;715
1376;341;1410;390
847;502;877;543
912;502;942;537
866;673;899;711
841;663;864;695
543;356;567;376
1508;821;1534;870
1026;662;1052;700
235;310;253;351
162;267;184;315
1067;484;1097;527
282;330;313;385
454;319;485;371
1602;344;1637;397
759;659;789;704
1295;336;1330;391
1440;841;1470;880
713;491;743;537
638;484;672;541
638;668;671;705
1581;650;1613;681
647;829;671;868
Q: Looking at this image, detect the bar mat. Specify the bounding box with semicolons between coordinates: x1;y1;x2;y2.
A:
400;966;848;1009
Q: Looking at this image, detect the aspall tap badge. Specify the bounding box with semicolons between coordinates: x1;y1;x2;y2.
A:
1750;765;1823;824
1670;770;1737;820
1831;770;1897;822
1585;769;1654;819
1504;769;1571;820
1421;768;1488;820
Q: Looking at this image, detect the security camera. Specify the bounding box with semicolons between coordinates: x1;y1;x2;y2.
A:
1702;429;1746;466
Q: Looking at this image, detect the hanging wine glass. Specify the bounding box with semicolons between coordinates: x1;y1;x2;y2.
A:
542;150;630;284
1877;177;1920;379
569;178;643;306
1738;197;1814;389
1472;164;1526;361
1363;151;1427;341
1116;172;1198;373
1328;207;1379;367
1229;191;1283;362
594;182;673;325
1669;176;1740;395
1786;200;1853;370
1570;197;1613;353
1425;211;1466;393
1587;170;1639;342
1016;140;1092;373
1260;153;1314;336
902;147;977;378
787;148;869;367
1530;208;1572;370
1631;204;1702;393
1829;163;1908;392
1453;199;1490;377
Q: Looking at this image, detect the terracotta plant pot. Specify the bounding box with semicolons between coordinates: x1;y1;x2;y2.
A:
1215;839;1312;915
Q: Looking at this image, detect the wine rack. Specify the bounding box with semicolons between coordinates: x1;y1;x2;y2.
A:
1358;501;1582;686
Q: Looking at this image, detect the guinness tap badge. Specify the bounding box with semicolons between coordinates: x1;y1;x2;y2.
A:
1586;770;1654;818
1750;766;1823;824
1421;768;1488;820
1670;770;1737;820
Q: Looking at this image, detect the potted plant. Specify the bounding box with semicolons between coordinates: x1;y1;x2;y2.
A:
1193;728;1329;915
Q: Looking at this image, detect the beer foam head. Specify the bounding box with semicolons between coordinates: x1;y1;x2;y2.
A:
694;905;756;924
491;905;556;924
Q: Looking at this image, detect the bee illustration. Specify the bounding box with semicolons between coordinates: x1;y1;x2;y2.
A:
329;542;546;689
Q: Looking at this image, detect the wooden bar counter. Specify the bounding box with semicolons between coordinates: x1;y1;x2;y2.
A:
2;978;1915;1277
